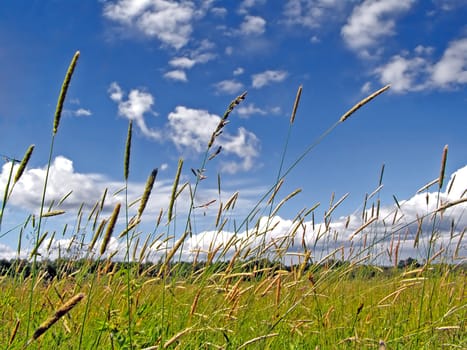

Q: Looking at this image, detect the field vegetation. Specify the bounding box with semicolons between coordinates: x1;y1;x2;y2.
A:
0;52;465;349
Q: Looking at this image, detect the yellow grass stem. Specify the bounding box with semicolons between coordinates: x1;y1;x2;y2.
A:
237;333;279;349
53;51;80;135
349;217;378;240
158;230;190;277
339;84;390;122
163;327;194;349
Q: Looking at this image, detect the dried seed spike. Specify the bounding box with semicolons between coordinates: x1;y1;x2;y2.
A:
53;51;80;135
100;203;121;255
340;84;390;122
439;145;448;190
89;219;107;252
138;168;158;219
13;144;34;184
290;85;302;124
41;210;66;218
29;293;85;343
124;120;132;181
168;159;183;223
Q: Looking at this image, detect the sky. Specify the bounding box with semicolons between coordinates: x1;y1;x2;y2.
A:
0;0;466;264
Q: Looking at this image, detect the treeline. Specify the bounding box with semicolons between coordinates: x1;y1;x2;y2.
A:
0;257;463;281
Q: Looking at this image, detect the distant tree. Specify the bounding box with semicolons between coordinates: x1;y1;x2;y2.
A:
398;257;420;269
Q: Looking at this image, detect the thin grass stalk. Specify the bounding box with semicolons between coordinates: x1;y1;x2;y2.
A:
237;85;391;237
26;51;80;340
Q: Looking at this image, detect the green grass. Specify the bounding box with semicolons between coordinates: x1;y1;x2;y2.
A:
0;52;465;349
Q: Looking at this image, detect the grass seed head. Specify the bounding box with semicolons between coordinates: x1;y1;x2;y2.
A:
53;51;80;135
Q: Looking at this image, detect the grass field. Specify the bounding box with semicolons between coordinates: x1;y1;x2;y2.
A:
0;52;465;349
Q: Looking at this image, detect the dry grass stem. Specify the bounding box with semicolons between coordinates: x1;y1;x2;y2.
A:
339;85;390;122
349;217;378;240
237;333;279;349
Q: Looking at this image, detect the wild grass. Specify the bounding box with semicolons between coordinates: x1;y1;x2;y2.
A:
0;52;465;349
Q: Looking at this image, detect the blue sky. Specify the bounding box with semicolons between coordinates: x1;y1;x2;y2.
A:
0;0;466;263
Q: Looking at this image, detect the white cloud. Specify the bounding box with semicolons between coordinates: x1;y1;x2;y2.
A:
431;38;467;87
252;70;288;88
0;156;122;213
341;0;416;55
233;67;245;76
103;0;197;50
240;15;266;35
169;57;196;69
283;0;345;28
238;0;266;14
166;106;260;171
211;7;227;17
108;82;161;139
375;55;430;92
2;159;466;263
235;103;267;118
374;38;467;92
167;106;219;153
215;79;244;94
75;108;92;117
361;81;372;93
164;69;188;82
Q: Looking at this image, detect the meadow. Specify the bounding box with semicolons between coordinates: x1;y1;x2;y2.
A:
0;52;465;349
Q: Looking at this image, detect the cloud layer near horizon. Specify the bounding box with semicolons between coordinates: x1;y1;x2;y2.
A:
1;158;465;264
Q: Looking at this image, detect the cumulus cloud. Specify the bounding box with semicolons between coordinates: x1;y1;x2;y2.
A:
214;79;244;94
431;38;467;87
166;106;259;172
0;156;122;213
233;67;244;76
169;57;196;69
375;55;430;92
251;70;288;88
103;0;197;49
283;0;346;28
108;82;161;139
374;38;467;92
164;69;188;82
238;0;266;14
341;0;416;55
240;15;266;35
2;158;466;263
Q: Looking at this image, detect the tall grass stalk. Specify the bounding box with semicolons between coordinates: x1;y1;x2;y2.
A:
25;50;80;341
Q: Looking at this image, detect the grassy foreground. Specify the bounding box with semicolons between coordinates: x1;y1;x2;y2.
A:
0;52;465;349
